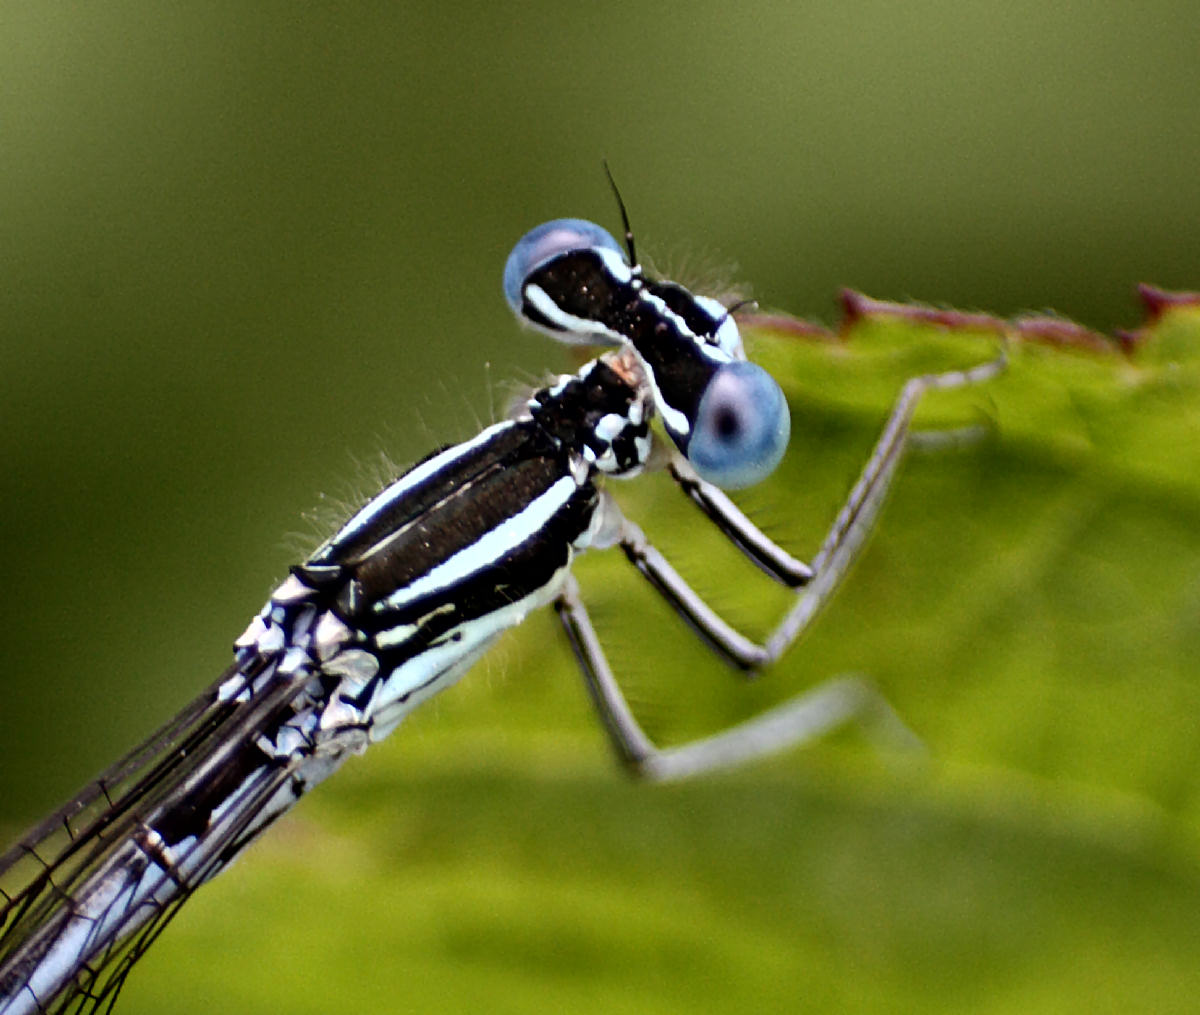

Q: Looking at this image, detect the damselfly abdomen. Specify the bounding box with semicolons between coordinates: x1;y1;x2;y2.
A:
0;187;1002;1014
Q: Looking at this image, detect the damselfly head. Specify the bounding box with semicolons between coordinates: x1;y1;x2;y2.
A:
504;214;789;490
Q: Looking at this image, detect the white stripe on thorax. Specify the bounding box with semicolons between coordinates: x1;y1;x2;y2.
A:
374;474;577;614
332;421;516;551
363;559;575;742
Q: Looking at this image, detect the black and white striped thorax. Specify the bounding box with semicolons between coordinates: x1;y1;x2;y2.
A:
231;353;655;761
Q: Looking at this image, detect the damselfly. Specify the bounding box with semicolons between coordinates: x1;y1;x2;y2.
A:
0;182;1003;1014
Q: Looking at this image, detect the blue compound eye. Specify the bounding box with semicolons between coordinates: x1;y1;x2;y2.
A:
503;219;624;315
686;362;790;489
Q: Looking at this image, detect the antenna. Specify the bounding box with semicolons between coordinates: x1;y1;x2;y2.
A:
602;160;638;270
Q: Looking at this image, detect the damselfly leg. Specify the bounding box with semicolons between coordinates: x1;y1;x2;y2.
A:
559;354;1005;781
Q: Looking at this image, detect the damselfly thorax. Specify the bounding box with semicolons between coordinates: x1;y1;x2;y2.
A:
0;186;1003;1015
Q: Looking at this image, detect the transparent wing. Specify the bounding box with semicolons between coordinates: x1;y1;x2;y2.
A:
0;655;312;1015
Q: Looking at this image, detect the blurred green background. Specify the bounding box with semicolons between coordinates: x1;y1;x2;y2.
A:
2;4;1199;1013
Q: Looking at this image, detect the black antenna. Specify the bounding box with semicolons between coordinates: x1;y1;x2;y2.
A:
602;160;638;270
725;298;758;317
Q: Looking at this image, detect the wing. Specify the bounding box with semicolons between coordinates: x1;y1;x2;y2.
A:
0;652;314;1015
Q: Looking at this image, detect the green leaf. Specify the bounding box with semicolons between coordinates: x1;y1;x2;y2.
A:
116;296;1200;1014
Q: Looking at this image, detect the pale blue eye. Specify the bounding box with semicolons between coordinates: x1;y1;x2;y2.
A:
686;362;790;489
503;219;624;315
